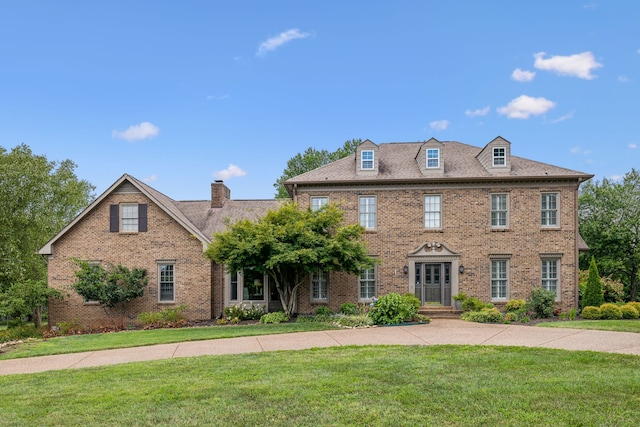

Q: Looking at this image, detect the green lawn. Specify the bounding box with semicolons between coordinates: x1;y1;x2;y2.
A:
537;319;640;333
1;345;639;426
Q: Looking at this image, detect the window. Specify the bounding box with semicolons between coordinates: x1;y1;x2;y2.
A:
311;197;328;211
311;270;328;301
491;194;508;228
230;271;238;301
424;195;441;229
359;196;376;229
243;269;265;301
541;259;559;297
110;203;147;233
359;267;376;300
426;148;440;168
541;193;558;227
121;204;139;232
493;147;506;167
491;260;508;300
361;150;374;170
159;263;175;302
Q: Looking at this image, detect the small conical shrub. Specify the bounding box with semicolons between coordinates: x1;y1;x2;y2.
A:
582;256;604;308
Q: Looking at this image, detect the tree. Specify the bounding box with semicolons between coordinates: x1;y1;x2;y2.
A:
582;257;604;308
0;279;61;328
273;139;362;198
205;202;377;316
579;169;640;300
72;261;148;325
0;144;95;291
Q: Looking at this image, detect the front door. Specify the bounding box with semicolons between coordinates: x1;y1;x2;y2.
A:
415;263;451;305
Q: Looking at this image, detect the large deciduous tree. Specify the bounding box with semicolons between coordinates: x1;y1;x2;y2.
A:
273;139;362;198
579;169;640;300
0;279;61;328
0;144;95;291
205;202;377;316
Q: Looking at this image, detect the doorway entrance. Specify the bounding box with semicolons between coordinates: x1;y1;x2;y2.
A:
415;262;451;305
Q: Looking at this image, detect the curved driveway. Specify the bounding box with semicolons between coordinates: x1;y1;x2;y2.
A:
2;319;640;376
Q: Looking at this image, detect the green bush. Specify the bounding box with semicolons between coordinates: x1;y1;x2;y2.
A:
243;303;266;320
138;305;188;327
560;308;578;320
402;293;421;311
412;314;431;324
599;303;622;320
461;307;503;323
461;297;486;312
582;257;604;308
369;293;418;325
528;288;556;318
620;304;639;319
315;306;332;316
0;324;42;343
581;306;601;320
295;313;334;323
505;299;527;313
627;301;640;314
223;305;244;320
503;312;518;323
260;311;289;324
334;314;374;328
339;302;358;315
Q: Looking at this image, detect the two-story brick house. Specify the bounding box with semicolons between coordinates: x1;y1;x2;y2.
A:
285;136;592;314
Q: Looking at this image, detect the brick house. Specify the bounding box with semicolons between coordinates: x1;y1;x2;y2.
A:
285;136;592;314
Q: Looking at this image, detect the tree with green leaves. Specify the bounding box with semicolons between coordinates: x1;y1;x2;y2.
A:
0;144;95;291
273;139;362;198
205;202;377;316
0;279;61;328
72;261;148;325
579;169;640;300
582;257;604;308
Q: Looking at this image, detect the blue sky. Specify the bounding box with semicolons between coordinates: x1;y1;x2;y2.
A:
1;1;638;200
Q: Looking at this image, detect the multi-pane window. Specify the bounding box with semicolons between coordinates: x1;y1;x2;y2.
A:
159;263;175;302
491;260;508;300
541;193;558;226
541;259;559;297
359;196;376;229
493;147;506;166
491;194;508;228
361;150;374;170
230;271;238;301
311;197;328;212
427;149;440;168
311;270;328;301
424;195;441;229
359;267;376;300
121;204;139;232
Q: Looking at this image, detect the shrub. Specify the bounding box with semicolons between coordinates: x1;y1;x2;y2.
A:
260;311;289;324
503;312;518;323
315;306;332;316
402;293;421;312
620;304;639;319
138;305;188;328
56;319;85;335
528;288;556;318
296;313;334;323
243;303;266;320
461;297;486;312
582;257;604;308
334;314;374;328
369;292;418;325
0;324;42;343
581;306;601;320
505;299;527;313
223;305;244;320
599;303;622;320
412;314;431;324
560;308;578;320
627;301;640;314
339;302;358;315
461;308;503;323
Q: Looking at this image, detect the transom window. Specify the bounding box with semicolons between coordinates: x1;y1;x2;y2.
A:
361;150;374;170
121;204;139;232
541;193;558;227
491;194;508;228
426;148;440;168
311;270;328;301
359;267;376;300
359;196;376;229
491;260;508;300
159;263;175;302
424;195;441;229
311;197;328;212
541;259;559;297
493;147;506;167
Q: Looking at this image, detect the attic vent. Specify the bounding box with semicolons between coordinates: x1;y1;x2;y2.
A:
114;182;142;194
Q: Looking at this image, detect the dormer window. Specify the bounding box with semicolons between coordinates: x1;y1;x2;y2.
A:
426;149;440;168
493;147;506;167
361;150;374;170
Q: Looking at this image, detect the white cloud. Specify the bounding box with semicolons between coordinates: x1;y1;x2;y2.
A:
610;175;623;181
533;51;602;80
511;68;536;82
213;164;247;180
497;95;556;119
551;111;574;123
112;122;160;141
143;174;158;183
584;2;596;9
571;146;592;156
256;29;310;57
629;143;638;149
207;94;230;100
618;75;630;83
429;120;449;131
465;106;490;117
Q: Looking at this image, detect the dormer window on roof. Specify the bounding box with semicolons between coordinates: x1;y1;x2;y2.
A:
361;150;374;170
493;147;506;167
427;148;440;168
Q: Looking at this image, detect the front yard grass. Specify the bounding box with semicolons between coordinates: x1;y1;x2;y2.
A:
1;345;639;426
536;319;640;333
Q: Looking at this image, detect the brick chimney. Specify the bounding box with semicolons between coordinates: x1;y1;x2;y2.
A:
211;180;230;208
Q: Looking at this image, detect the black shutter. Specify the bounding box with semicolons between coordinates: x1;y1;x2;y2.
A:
138;203;148;232
109;205;119;232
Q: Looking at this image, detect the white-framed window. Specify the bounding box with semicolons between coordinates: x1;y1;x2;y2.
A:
359;267;376;301
311;197;328;212
361;150;374;170
491;194;508;228
492;147;506;167
311;270;328;301
242;269;265;301
426;148;440;168
230;271;239;301
490;260;508;301
158;263;175;302
424;195;442;229
541;193;558;227
541;259;560;298
121;204;139;232
359;196;376;229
